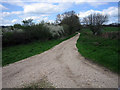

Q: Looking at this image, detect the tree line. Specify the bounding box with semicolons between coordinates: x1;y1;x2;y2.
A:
2;10;109;47
14;10;109;36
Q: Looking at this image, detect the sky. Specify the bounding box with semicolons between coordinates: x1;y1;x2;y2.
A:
0;0;119;26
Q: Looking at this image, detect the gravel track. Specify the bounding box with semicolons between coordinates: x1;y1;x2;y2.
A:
2;33;118;88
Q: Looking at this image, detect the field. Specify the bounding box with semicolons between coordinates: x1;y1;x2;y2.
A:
2;34;76;66
76;26;119;72
103;26;119;32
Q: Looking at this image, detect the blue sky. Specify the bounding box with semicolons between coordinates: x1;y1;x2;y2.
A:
0;0;119;26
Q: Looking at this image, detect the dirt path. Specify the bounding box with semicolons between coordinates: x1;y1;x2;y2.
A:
2;33;118;88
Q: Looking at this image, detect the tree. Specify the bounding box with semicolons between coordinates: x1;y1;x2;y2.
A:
56;14;62;24
41;20;45;24
22;19;34;26
14;24;22;29
56;11;81;35
83;13;108;35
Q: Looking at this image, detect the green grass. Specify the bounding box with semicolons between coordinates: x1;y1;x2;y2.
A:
77;27;119;73
23;79;55;88
3;33;77;66
103;26;119;32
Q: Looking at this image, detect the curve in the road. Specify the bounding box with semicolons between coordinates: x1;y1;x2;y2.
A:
2;33;118;88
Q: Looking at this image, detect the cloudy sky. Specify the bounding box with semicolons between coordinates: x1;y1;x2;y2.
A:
0;0;119;26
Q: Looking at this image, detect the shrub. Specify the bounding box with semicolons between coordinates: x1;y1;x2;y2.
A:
3;22;68;47
2;30;26;46
2;23;52;47
44;24;64;39
101;31;120;39
23;24;51;40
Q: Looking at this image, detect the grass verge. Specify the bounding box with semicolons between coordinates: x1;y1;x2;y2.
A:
76;28;119;73
3;33;77;66
22;79;55;88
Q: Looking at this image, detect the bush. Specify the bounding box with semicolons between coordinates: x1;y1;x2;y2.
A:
44;24;64;39
23;24;52;40
2;23;52;47
3;30;26;46
3;22;69;47
101;31;120;39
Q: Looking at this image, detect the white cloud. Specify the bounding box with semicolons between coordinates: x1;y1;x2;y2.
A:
0;15;21;25
24;16;41;20
1;0;26;7
78;7;118;24
2;0;119;3
1;0;118;26
0;18;11;26
0;18;22;26
0;4;8;10
102;7;118;17
2;12;10;17
88;2;108;7
23;3;71;14
19;15;50;24
48;20;54;23
12;19;18;23
1;0;119;9
21;14;48;20
1;11;23;17
79;7;118;18
79;9;101;18
43;17;48;21
12;11;23;14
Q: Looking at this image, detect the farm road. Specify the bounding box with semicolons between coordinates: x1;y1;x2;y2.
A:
2;33;118;88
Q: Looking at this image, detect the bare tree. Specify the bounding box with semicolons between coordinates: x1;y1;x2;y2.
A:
56;14;62;24
83;13;108;35
83;17;89;25
22;19;34;26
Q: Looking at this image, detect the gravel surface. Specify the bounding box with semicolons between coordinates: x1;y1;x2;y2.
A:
2;33;118;88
